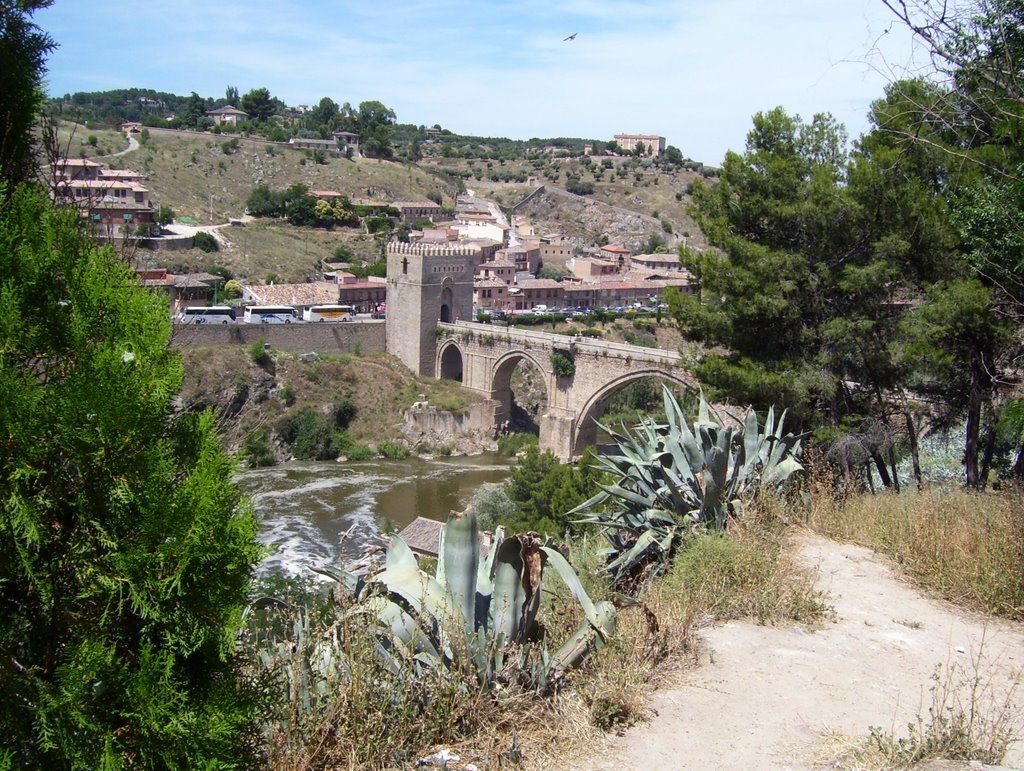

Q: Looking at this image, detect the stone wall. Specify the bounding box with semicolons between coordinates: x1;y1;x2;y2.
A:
169;320;387;353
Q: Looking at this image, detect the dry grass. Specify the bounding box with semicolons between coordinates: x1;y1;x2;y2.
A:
817;644;1021;769
474;508;827;769
53;121;458;282
255;504;827;770
807;481;1024;619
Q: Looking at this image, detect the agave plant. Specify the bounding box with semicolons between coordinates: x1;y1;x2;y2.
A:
571;386;803;587
335;510;616;690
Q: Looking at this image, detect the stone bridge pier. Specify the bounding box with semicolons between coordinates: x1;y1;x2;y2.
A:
436;322;695;460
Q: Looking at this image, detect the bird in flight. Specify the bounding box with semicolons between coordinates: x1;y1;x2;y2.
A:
563;32;577;41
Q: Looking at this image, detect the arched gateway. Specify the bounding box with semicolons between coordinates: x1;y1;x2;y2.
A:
385;242;695;460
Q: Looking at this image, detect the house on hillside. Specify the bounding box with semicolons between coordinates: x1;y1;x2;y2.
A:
207;106;250;126
473;278;509;311
391;200;443;223
336;274;387;313
628;252;685;272
136;270;225;317
52;158;156;237
599;243;631;266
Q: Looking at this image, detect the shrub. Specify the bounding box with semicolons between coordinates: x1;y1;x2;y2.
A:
193;231;218;252
241;427;276;467
497;432;539;456
277;407;337;460
249;339;271;368
330;430;372;460
551;350;576;378
330;396;356;428
379;441;411;459
280;383;296;406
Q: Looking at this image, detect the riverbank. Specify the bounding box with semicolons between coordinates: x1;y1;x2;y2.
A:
178;345;496;458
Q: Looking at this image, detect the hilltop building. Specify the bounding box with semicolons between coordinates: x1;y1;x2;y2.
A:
613;133;667;156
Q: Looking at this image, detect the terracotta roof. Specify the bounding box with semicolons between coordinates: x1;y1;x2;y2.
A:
397;517;498;559
245;281;339;306
600;244;631;254
474;278;507;288
631;252;682;264
397;518;444;556
53;158;100;168
173;272;224;288
392;200;442;208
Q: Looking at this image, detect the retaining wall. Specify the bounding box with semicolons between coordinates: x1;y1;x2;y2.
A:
170;320;387;354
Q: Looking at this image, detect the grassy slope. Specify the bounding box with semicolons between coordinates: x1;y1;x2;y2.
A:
56;120;713;281
59;122;461;282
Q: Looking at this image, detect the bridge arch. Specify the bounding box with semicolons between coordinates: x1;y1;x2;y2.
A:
571;369;695;458
437;338;464;382
490;349;552;428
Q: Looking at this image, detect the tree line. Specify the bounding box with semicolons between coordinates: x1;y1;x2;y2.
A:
667;0;1024;491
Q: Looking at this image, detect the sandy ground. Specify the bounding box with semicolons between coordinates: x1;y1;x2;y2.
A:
569;532;1024;771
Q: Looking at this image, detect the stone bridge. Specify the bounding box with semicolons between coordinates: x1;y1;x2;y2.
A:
434;321;695;460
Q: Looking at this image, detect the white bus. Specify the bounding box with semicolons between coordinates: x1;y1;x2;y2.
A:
243;305;298;324
302;304;354;322
179;306;236;324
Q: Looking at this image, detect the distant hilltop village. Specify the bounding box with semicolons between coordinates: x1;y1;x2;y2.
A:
49;89;694;319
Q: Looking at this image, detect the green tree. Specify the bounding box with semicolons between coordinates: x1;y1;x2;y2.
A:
503;446;601;536
155;204;175;226
179;90;207;129
662;145;684;167
356;100;397;158
0;1;55;195
240;86;275;122
308;96;338;134
225;84;239;107
0;184;264;766
408;137;423;162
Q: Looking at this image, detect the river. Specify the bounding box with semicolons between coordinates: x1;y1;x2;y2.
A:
235;454;513;579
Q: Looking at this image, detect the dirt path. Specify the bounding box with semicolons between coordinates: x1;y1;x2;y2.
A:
569;532;1024;770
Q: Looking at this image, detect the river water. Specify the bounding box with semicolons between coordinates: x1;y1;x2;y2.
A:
235;454;513;579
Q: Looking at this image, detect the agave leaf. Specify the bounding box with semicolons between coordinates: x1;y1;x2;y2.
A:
547;600;617;678
742;408;760;465
597;481;663;510
489;535;535;644
604;528;666;577
763;456;804;487
371;562;460;650
385;533;418;572
442;510;480;636
540;545;603;629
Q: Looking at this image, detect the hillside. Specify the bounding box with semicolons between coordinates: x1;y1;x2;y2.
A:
53;119;715;283
420;154;712;253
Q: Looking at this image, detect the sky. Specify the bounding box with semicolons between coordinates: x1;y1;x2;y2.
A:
36;0;931;165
